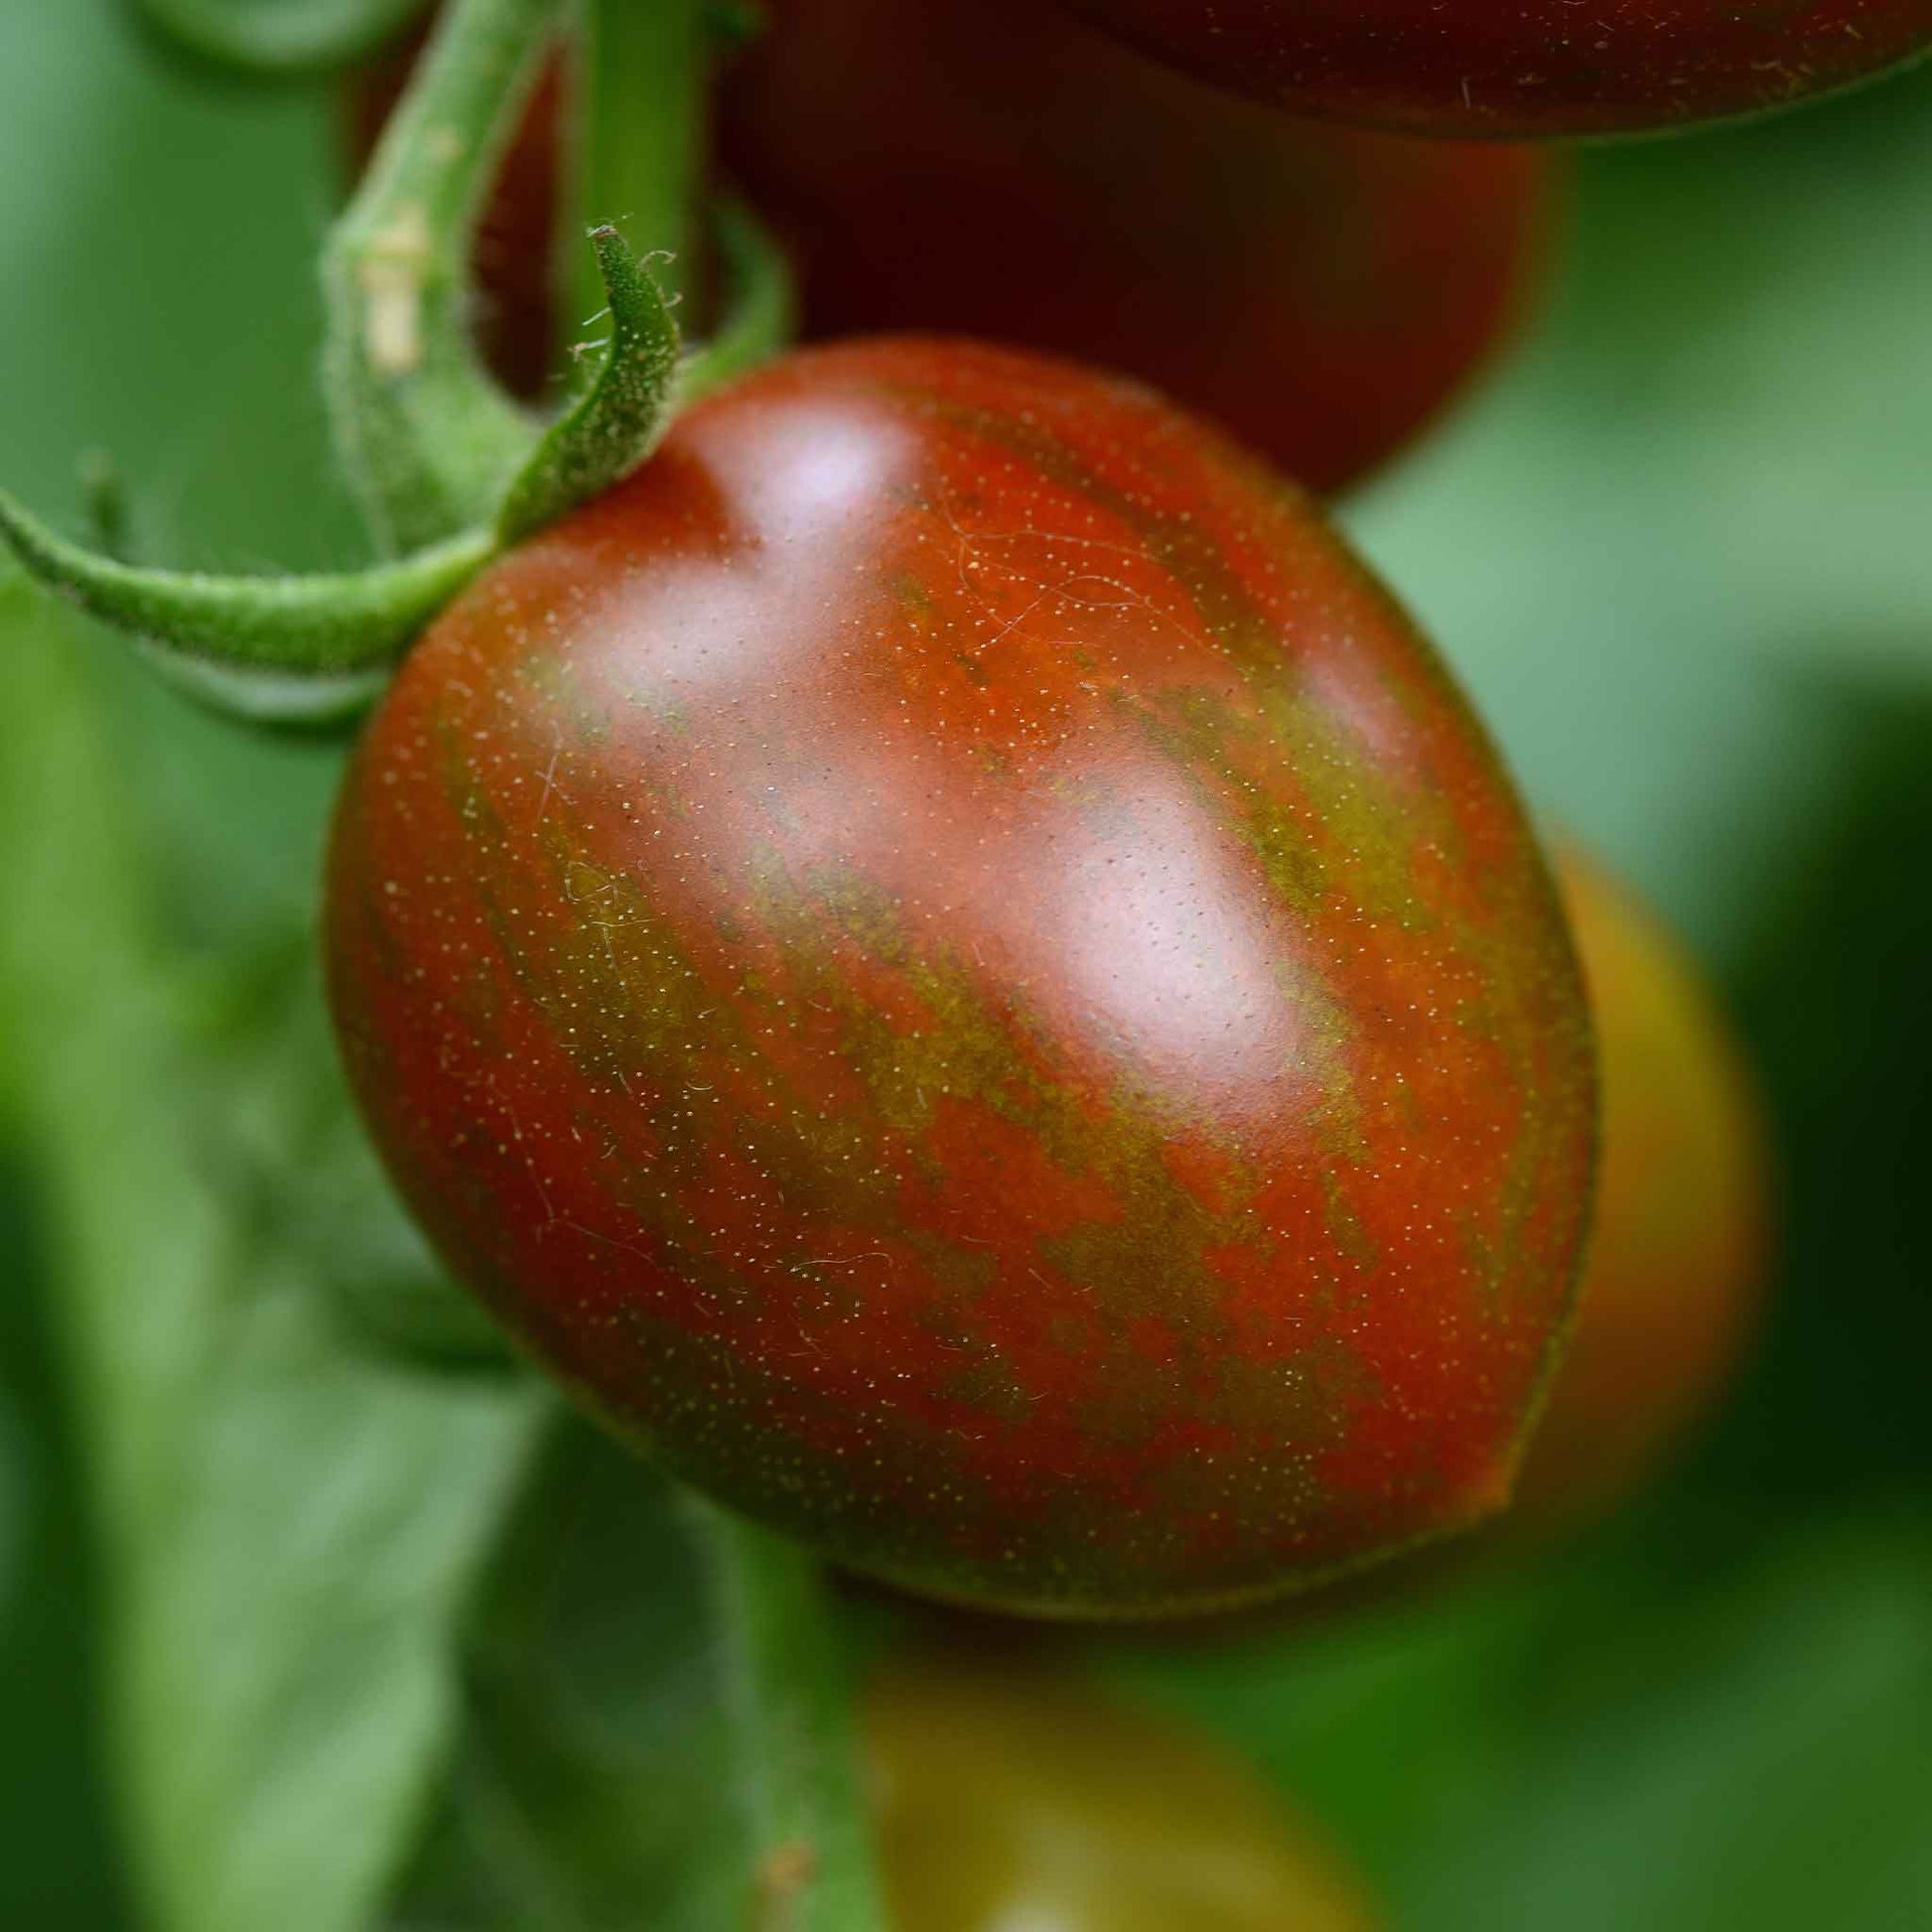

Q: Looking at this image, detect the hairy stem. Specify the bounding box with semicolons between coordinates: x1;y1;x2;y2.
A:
679;197;796;401
697;1507;890;1932
323;0;558;555
0;494;490;673
568;0;712;332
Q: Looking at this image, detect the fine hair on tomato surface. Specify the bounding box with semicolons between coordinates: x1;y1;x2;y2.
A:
326;338;1595;1618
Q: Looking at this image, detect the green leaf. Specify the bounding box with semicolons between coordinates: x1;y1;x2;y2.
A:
0;1146;134;1927
387;1425;890;1932
678;198;796;403
0;576;547;1932
389;1425;750;1932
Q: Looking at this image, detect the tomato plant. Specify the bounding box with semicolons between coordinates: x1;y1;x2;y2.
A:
324;335;1594;1617
16;0;1930;1926
869;1656;1376;1929
1056;0;1932;136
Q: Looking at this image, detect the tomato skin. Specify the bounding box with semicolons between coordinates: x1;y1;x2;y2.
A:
1513;850;1766;1522
720;0;1550;495
1056;0;1932;137
868;1659;1376;1929
326;338;1594;1617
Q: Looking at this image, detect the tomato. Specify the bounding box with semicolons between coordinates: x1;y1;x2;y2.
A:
1055;0;1932;137
718;0;1550;495
350;0;1549;493
1512;848;1767;1523
868;1657;1377;1929
325;337;1595;1618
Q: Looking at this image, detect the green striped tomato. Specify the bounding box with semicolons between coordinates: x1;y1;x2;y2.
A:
325;339;1594;1617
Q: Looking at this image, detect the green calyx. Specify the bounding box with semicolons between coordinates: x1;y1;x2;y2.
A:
0;491;487;730
497;225;683;547
0;225;678;726
0;498;491;674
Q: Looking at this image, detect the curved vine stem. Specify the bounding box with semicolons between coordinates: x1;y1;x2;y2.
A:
0;491;490;726
0;493;490;673
680;197;797;401
135;0;423;73
323;0;558;556
695;1506;891;1932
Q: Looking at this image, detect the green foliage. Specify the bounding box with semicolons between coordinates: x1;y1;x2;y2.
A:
0;578;547;1932
387;1425;752;1932
134;0;424;74
3;9;1932;1931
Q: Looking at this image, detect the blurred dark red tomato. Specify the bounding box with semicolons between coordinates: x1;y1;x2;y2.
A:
869;1657;1378;1929
719;0;1550;494
350;0;1549;492
326;338;1595;1618
1057;0;1932;136
1513;848;1768;1523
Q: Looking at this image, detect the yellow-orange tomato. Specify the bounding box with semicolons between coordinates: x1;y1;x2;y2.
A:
868;1659;1376;1931
1514;849;1768;1524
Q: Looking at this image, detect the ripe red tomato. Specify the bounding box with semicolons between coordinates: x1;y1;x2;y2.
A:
719;0;1550;495
1056;0;1932;137
1513;848;1767;1523
326;338;1595;1617
869;1658;1377;1929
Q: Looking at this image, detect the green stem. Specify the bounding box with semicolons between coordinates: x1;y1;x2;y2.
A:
323;0;558;555
0;493;490;673
697;1507;890;1932
679;197;796;401
569;0;712;331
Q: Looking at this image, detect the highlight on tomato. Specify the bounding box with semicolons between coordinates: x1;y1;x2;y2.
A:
324;335;1596;1620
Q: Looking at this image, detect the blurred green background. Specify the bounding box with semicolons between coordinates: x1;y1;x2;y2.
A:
3;4;1931;1927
